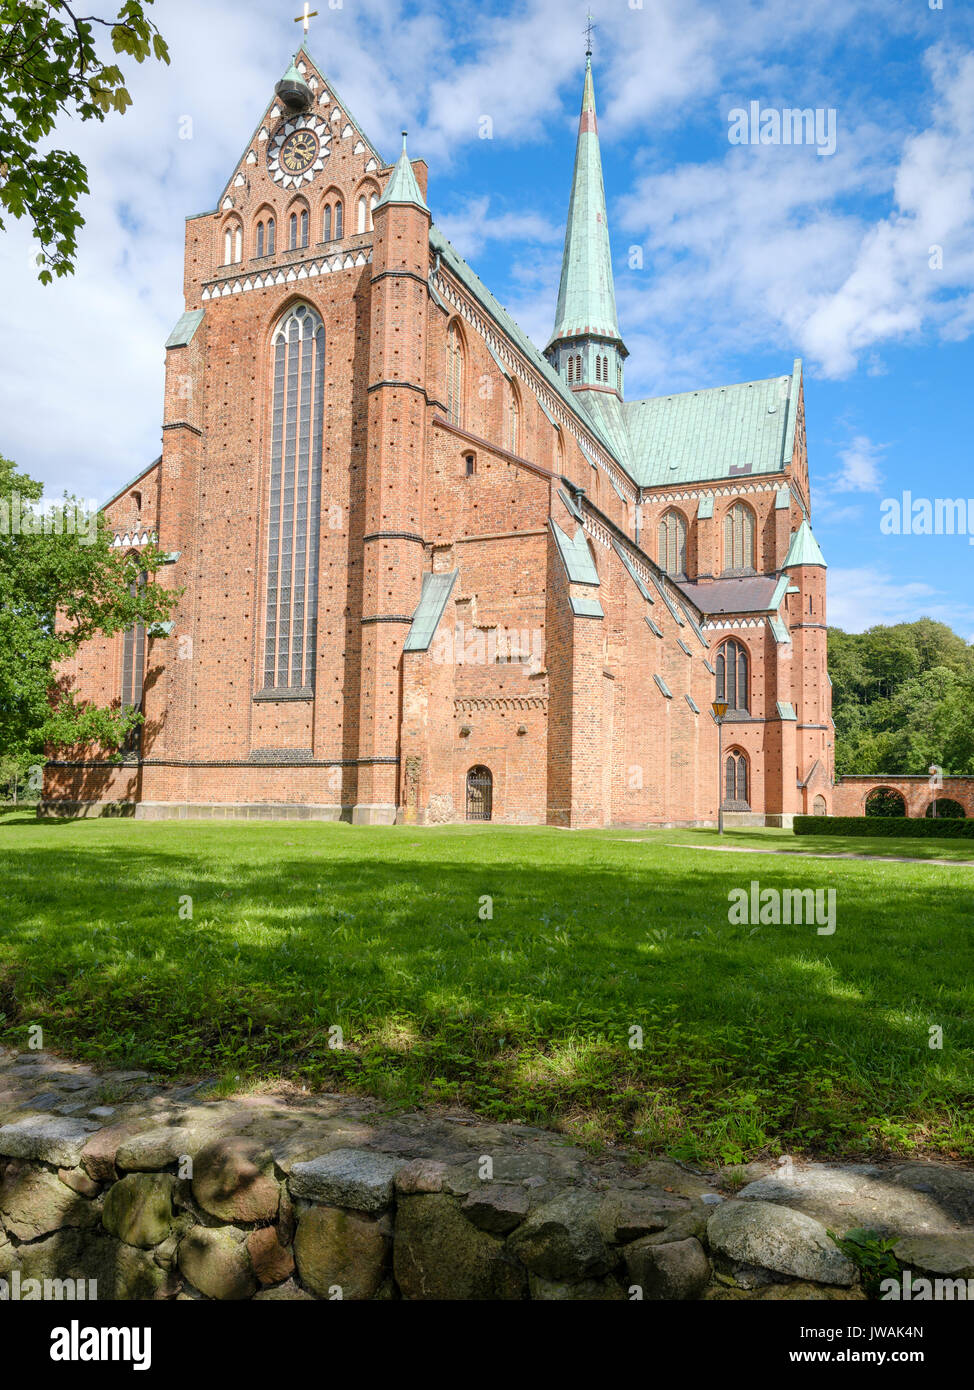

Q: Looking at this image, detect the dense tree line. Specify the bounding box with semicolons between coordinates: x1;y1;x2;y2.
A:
829;620;974;777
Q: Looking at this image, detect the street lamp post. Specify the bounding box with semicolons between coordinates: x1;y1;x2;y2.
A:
712;701;728;835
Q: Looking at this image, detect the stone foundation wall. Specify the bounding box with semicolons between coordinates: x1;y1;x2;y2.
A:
2;1050;971;1301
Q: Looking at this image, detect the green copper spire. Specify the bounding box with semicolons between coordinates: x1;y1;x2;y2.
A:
547;57;624;355
375;131;429;212
783;521;827;569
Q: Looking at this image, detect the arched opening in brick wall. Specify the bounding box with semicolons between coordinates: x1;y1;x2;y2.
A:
466;766;493;821
865;787;907;817
924;798;966;819
813;794;828;815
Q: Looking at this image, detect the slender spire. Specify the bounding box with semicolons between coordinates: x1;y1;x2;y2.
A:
375;130;429;212
546;55;624;355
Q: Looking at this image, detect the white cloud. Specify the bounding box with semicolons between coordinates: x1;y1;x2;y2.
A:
436;197;561;261
829;564;974;634
615;44;974;391
831;434;886;493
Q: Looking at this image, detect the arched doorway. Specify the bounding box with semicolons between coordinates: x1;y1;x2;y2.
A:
865;787;906;817
465;766;493;822
925;798;966;819
812;795;828;816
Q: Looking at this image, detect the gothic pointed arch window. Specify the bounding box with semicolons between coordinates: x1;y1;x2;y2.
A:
120;565;146;753
256;221;265;258
509;382;520;453
357;195;368;234
300;209;309;247
447;321;464;427
658;509;687;576
289;213;298;250
266;217;275;255
334;200;343;239
322;204;332;241
715;639;749;713
724;750;749;808
262;303;325;692
223;219;242;265
723;501;756;573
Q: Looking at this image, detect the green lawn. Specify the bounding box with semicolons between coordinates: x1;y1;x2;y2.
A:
1;812;972;1166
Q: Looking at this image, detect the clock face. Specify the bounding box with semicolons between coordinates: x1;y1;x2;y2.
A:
280;129;318;174
267;114;330;187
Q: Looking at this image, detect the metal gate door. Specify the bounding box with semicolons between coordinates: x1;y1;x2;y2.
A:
465;766;493;821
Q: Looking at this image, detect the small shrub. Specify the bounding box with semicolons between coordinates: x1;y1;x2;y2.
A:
828;1227;900;1298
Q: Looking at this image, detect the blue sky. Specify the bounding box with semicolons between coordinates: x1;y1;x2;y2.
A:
2;0;973;638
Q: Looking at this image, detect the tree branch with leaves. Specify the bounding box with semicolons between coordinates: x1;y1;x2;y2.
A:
0;455;179;759
0;0;169;281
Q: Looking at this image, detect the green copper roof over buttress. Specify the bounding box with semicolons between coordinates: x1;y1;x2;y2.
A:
375;131;429;212
547;57;623;351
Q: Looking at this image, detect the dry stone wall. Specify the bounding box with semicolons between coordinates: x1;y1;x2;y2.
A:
2;1049;972;1301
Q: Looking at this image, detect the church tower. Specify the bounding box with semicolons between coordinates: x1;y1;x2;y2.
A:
545;51;628;398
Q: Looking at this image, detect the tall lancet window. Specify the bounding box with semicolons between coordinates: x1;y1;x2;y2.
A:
447;322;463;427
263;304;325;692
509;384;520;453
121;569;146;752
658;509;687;576
723;501;756;573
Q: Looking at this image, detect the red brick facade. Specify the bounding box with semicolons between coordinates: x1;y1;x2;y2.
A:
44;48;833;828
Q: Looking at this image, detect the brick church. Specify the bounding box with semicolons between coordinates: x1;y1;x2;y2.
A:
45;39;834;827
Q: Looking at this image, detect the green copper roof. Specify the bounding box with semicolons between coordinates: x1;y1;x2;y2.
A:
622;369;800;487
375;132;428;212
570;596;604;618
783;520;827;568
547;58;623;350
551;520;599;584
611;538;653;603
165;308;204;349
404;571;457;651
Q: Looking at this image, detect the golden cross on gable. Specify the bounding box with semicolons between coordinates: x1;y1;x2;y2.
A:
294;3;319;35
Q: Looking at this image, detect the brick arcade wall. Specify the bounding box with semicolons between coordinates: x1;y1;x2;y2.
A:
832;776;974;819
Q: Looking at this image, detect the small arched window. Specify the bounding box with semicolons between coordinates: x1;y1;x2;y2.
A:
334;201;343;239
595;355;602;382
724;751;749;807
724;502;756;573
566;357;573;383
509;385;520;454
370;193;377;226
576;354;582;380
357;195;367;234
716;639;749;713
658;509;687;576
266;217;276;255
234;226;242;262
289;213;298;250
256;221;265;258
323;204;332;241
300;209;309;247
447;322;463;427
